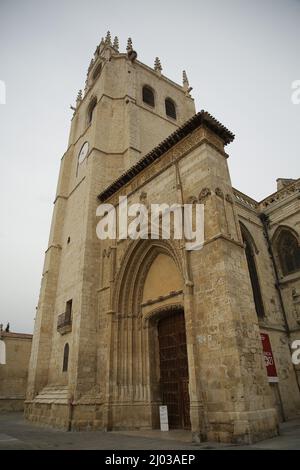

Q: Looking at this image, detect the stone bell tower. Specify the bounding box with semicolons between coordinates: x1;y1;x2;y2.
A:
25;32;196;427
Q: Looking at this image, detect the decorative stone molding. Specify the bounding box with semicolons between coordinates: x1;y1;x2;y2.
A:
260;179;300;209
141;289;183;307
233;179;300;211
198;188;211;203
142;303;184;325
292;289;300;324
139;191;147;202
103;247;112;258
233;189;259;210
215;187;224;199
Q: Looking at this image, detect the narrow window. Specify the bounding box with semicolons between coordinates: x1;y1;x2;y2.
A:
142;86;155;107
87;97;97;125
62;343;69;372
65;299;72;323
92;63;102;81
165;98;176;119
241;225;265;318
277;230;300;275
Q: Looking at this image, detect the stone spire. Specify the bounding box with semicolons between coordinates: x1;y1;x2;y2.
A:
154;57;162;74
105;31;112;46
113;36;119;51
182;70;193;95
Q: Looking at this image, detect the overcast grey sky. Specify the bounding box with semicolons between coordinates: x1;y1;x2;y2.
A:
0;0;299;333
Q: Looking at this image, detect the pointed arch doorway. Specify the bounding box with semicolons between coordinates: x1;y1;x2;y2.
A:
113;240;192;431
157;309;191;430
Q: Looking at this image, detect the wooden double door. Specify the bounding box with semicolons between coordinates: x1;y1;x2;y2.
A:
158;310;191;429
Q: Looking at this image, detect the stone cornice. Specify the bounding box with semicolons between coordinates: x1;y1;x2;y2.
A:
0;332;32;340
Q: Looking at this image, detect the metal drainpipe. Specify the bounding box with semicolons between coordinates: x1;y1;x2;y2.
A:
259;212;300;395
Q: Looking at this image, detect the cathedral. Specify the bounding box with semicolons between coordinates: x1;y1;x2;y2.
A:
25;32;300;444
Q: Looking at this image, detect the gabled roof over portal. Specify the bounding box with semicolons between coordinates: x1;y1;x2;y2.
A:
98;110;235;202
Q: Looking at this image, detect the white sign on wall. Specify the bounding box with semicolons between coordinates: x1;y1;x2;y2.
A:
159;405;169;432
0;339;6;365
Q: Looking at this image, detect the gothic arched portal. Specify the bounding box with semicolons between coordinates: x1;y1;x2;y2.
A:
110;239;191;429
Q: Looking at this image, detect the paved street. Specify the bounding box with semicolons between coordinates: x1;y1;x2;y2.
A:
0;412;300;450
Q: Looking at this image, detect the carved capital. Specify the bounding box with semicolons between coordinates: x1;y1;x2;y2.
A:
215;187;224;199
198;188;211;203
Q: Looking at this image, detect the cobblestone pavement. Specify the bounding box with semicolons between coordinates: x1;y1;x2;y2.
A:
0;413;299;450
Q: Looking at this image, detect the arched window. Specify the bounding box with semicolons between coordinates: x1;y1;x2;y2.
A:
62;343;69;372
142;86;155;107
165;98;176;119
87;97;97;125
241;224;265;318
277;230;300;275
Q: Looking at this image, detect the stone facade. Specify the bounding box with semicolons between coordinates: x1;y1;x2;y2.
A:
0;332;33;411
25;33;300;443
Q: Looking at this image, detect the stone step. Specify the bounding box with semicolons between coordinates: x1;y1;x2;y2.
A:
33;385;70;404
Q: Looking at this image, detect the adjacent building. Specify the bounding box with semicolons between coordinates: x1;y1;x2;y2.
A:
0;330;33;411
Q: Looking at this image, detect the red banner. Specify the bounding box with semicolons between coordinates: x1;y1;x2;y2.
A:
260;333;278;382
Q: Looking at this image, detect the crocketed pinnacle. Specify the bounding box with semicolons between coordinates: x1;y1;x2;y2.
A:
76;89;82;103
113;36;119;51
154;57;162;73
126;37;133;51
105;31;112;45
